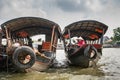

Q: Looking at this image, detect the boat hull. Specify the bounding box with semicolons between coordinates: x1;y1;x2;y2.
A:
68;54;101;68
24;51;54;72
25;61;50;72
0;51;54;72
67;45;102;68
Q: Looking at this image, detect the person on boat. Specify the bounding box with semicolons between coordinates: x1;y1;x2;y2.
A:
27;36;33;48
76;37;85;47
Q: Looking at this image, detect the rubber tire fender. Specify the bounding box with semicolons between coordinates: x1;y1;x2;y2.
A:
84;45;98;59
12;46;36;69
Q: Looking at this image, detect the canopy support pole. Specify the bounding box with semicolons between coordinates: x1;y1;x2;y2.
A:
50;26;55;51
68;29;71;44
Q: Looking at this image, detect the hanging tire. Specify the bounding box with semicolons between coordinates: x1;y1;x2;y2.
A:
12;46;36;69
84;45;98;59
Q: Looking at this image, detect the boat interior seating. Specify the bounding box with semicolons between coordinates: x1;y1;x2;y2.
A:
41;42;51;51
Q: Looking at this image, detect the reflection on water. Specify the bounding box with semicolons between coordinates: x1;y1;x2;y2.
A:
0;48;120;80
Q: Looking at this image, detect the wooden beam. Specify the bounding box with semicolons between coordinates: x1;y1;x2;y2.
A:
50;26;55;51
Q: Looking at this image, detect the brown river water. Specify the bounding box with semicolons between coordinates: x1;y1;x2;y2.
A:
0;48;120;80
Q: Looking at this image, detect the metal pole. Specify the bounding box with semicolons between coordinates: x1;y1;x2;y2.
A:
68;29;71;44
5;26;9;73
50;26;55;51
100;29;105;45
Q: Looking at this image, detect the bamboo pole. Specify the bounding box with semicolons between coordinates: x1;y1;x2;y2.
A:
68;29;71;44
5;26;10;73
100;29;105;45
5;27;12;47
50;26;55;51
36;51;50;60
33;48;50;60
53;32;57;52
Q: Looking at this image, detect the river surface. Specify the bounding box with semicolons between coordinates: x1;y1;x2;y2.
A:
0;48;120;80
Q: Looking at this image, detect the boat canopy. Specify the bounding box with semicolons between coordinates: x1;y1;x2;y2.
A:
63;20;108;40
1;17;61;38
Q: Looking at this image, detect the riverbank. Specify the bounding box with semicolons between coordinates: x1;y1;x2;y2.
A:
0;48;120;80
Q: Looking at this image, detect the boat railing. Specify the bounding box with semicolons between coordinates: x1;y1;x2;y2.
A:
85;39;101;44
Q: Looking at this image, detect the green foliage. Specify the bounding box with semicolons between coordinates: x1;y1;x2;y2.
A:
113;27;120;42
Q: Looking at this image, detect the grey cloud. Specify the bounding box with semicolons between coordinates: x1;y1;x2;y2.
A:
27;0;57;12
55;0;111;13
56;0;88;12
0;0;4;9
111;0;120;6
99;0;107;4
0;0;120;28
0;0;47;20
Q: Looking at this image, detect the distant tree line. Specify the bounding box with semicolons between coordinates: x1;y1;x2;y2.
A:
111;27;120;43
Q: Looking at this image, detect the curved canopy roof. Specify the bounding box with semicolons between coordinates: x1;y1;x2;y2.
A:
63;20;108;40
1;17;61;38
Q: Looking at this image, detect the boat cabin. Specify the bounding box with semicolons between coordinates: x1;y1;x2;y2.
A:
63;20;108;67
0;17;62;71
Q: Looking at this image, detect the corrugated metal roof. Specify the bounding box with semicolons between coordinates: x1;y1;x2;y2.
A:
63;20;108;40
1;17;61;38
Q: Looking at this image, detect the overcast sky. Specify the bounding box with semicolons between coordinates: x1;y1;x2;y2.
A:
0;0;120;37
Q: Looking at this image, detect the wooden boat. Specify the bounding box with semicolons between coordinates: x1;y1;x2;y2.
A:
62;20;108;68
0;17;62;72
